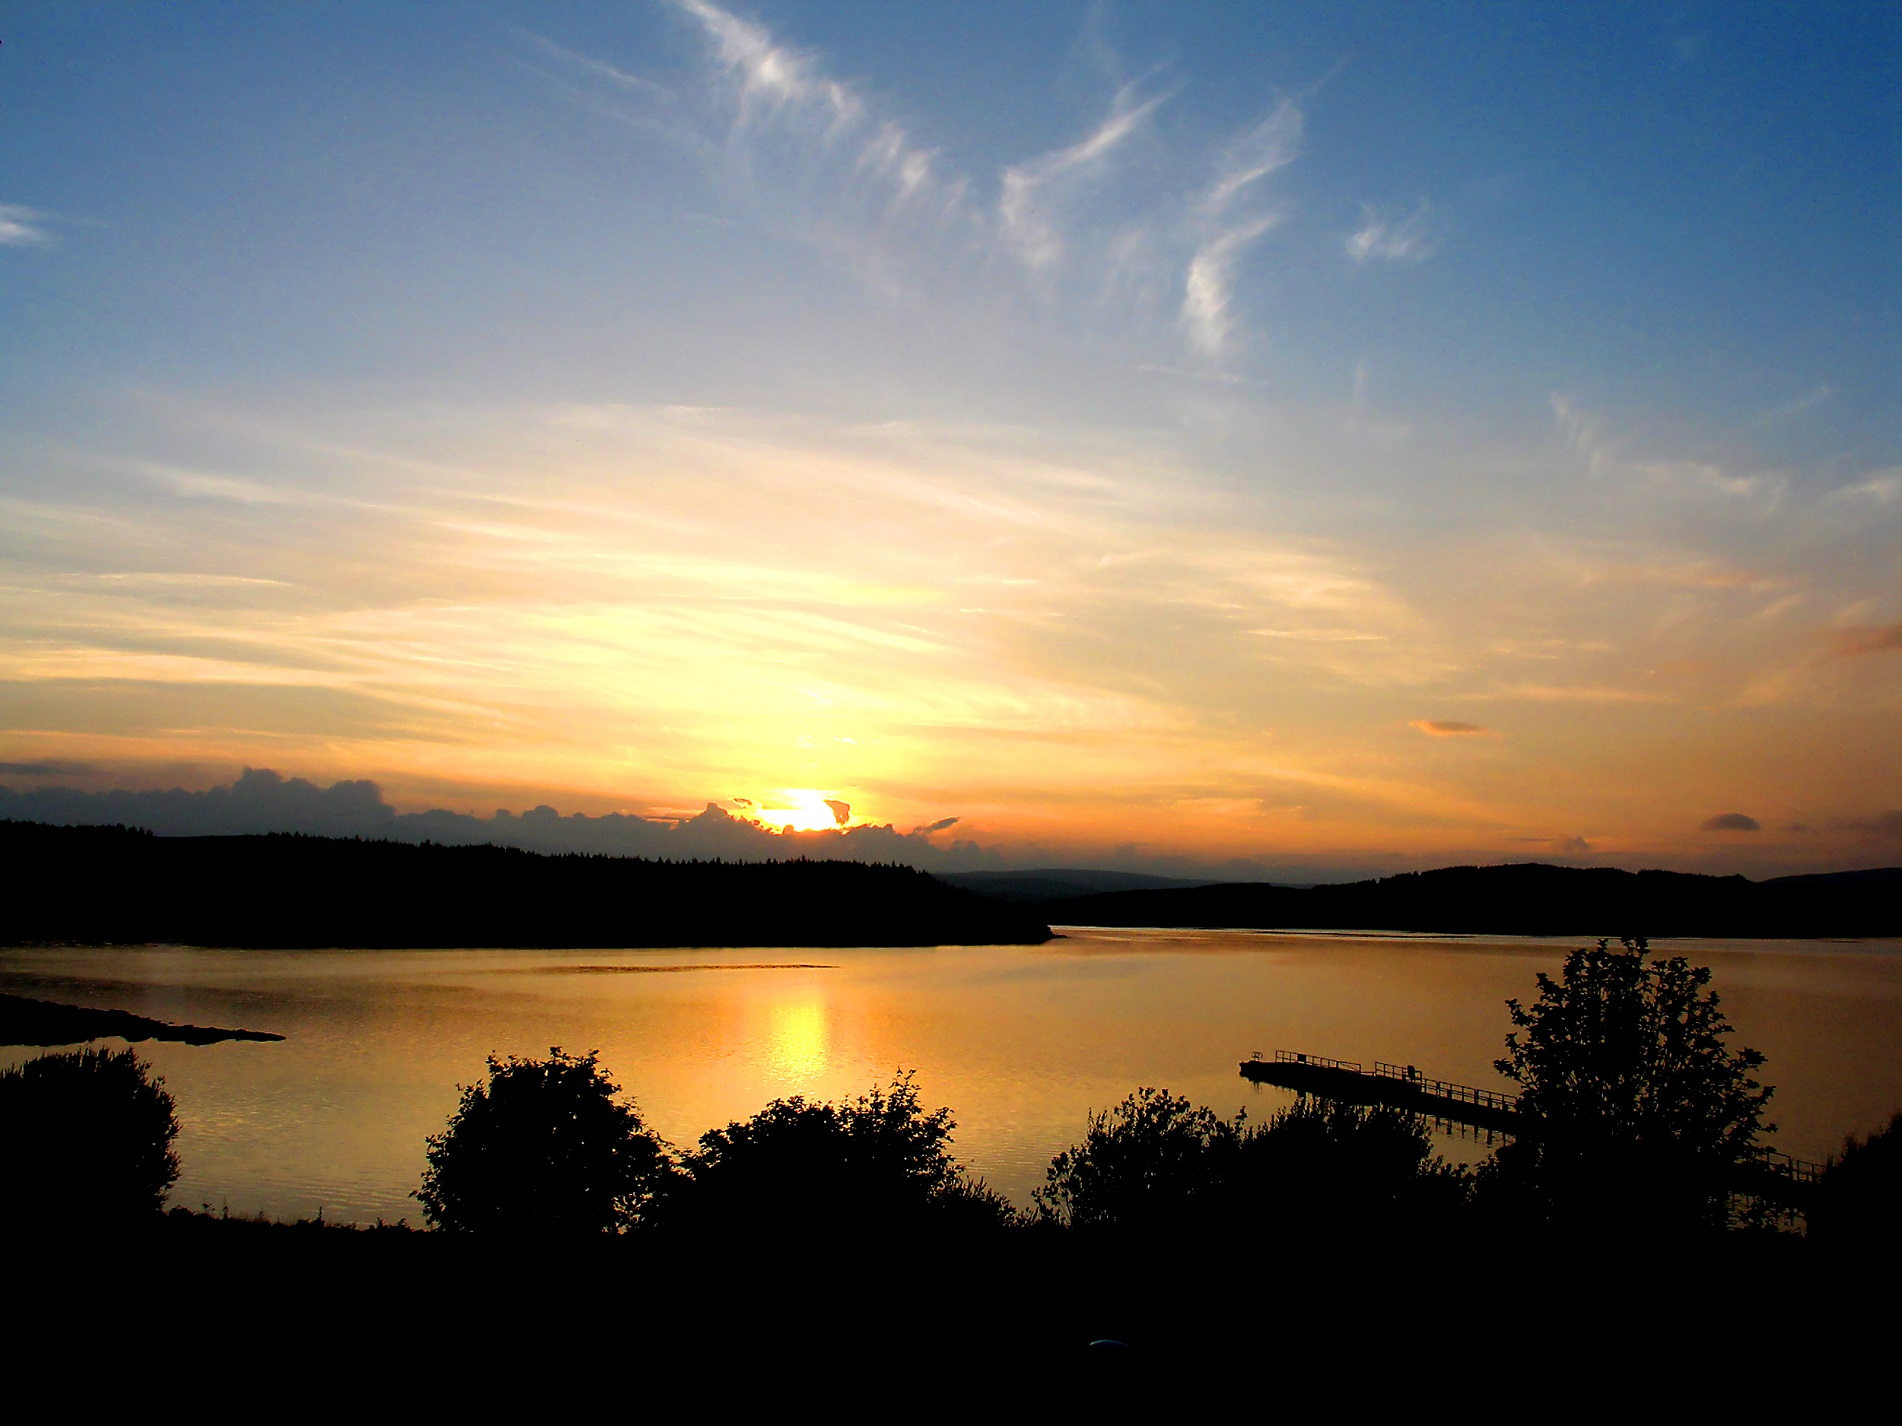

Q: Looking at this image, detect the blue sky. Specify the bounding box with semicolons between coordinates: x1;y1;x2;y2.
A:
7;3;1891;434
1;2;1897;876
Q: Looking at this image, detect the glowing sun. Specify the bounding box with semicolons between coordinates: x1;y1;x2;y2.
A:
750;788;853;833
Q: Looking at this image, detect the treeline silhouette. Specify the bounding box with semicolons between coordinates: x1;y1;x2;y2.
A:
408;1057;1482;1245
1028;860;1901;936
14;1046;1889;1395
0;820;1052;948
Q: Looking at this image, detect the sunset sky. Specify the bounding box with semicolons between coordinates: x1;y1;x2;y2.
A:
2;2;1897;878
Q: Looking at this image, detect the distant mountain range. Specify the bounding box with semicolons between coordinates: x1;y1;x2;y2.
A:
971;862;1901;938
0;822;1052;949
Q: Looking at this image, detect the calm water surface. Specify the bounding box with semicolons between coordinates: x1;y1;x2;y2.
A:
5;928;1900;1224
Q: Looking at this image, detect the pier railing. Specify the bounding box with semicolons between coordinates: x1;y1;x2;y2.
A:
1265;1049;1363;1073
1371;1060;1519;1114
1761;1150;1826;1184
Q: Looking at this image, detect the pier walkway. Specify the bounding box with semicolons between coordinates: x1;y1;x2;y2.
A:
1239;1049;1824;1204
1240;1050;1522;1135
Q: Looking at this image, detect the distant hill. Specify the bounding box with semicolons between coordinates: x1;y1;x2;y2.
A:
0;822;1053;949
1031;862;1902;938
938;869;1223;903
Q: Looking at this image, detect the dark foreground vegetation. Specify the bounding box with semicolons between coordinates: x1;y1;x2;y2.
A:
0;819;1053;948
1028;859;1902;936
7;938;1895;1402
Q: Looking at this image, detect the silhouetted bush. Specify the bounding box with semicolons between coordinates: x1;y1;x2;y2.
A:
0;1047;180;1224
1809;1111;1902;1256
1034;1087;1245;1230
415;1048;674;1234
662;1073;1014;1234
1483;937;1774;1233
1035;1088;1464;1232
1236;1096;1470;1224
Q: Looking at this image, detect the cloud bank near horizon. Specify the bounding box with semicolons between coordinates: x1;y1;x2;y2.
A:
3;768;1897;883
0;768;1008;871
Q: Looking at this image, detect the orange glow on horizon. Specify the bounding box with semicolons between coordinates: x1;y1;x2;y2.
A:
0;403;1894;880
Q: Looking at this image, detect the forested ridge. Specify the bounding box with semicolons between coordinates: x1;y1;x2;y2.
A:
0;821;1052;949
1029;861;1901;937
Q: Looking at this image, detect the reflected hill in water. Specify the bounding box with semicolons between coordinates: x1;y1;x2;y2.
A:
0;821;1053;949
1010;861;1901;938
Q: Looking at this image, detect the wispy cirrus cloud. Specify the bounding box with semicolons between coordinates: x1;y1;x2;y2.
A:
0;205;53;247
1180;216;1280;357
1832;622;1902;656
677;0;858;129
1493;684;1668;704
1181;101;1301;356
530;0;975;292
1410;719;1494;737
672;0;958;222
517;29;668;94
1203;103;1304;216
1759;382;1834;424
1345;199;1437;264
529;6;1313;366
1550;393;1797;515
999;82;1167;271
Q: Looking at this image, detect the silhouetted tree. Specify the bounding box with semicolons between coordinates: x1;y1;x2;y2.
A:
665;1073;1012;1233
1034;1087;1246;1229
0;1047;180;1224
414;1048;673;1234
1486;937;1774;1232
1808;1111;1902;1256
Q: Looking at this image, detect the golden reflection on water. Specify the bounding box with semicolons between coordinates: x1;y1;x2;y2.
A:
762;998;830;1088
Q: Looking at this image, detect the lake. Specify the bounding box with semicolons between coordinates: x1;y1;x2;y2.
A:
5;928;1900;1224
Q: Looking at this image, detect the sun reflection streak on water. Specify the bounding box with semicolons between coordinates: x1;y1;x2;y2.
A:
762;998;831;1088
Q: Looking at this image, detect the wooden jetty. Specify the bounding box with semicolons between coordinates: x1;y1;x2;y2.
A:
1239;1049;1826;1207
1239;1051;1523;1135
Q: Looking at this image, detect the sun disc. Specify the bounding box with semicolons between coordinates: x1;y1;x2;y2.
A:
752;787;851;833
